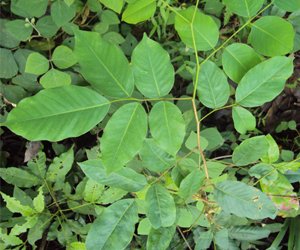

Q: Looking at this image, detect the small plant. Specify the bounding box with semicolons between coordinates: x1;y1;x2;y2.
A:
0;0;299;249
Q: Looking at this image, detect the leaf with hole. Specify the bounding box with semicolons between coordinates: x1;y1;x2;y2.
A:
215;180;277;220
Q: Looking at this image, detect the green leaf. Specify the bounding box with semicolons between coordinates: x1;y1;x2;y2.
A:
232;136;269;166
132;34;175;98
0;19;20;48
261;134;280;164
222;43;262;83
83;179;104;203
4;85;110;141
140;139;175;173
145;184;176;229
25;52;49;75
0;48;18;79
33;187;44;213
214;180;277;220
205;161;226;178
11;0;48;18
86;199;138;250
249;163;278;184
194;229;213;250
122;0;156;24
146;225;176;250
223;0;264;17
260;173;299;217
274;0;300;12
10;216;39;236
197;60;230;108
175;6;219;51
0;167;40;188
67;242;86;250
232;106;256;134
5;20;33;41
179;169;205;199
100;0;124;13
36;16;60;38
249;16;295;57
101;103;147;173
40;69;71;88
138;218;151;235
0;192;35;216
46;147;74;182
52;45;77;69
74;30;134;97
149;101;186;156
201;127;224;151
51;0;76;27
79;159;147;192
229;226;271;241
235;56;293;107
0;230;23;247
185;131;208;151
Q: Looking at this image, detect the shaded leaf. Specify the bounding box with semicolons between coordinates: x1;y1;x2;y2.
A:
86;199;138;250
145;184;176;229
232;136;269;166
79;159;147;192
74;30;134;97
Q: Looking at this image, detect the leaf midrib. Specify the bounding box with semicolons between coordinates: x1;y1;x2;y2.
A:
6;102;110;125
